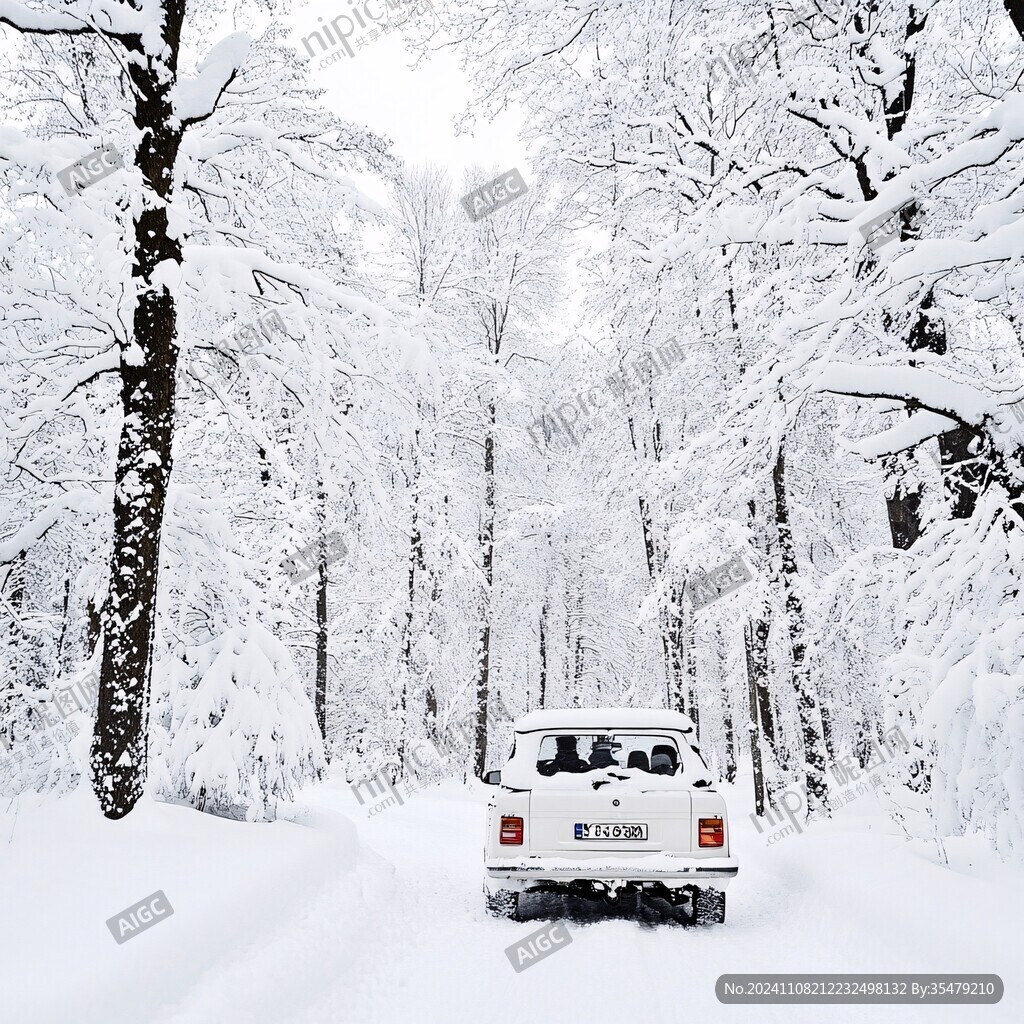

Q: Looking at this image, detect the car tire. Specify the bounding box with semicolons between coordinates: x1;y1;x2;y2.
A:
694;886;726;925
484;886;521;920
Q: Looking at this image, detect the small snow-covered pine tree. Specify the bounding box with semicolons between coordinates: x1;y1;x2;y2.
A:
164;622;325;822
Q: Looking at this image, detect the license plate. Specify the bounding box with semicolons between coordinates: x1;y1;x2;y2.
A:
574;822;648;840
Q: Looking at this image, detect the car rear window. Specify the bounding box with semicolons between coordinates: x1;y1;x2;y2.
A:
536;733;683;776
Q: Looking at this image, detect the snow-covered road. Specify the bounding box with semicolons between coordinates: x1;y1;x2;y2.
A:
169;775;1024;1024
4;774;1021;1024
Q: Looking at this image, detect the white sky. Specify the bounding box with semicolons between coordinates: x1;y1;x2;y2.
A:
287;0;528;205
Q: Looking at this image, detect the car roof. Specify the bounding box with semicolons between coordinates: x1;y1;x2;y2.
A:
513;707;697;735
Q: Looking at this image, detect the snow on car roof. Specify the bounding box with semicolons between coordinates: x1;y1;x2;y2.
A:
513;707;696;734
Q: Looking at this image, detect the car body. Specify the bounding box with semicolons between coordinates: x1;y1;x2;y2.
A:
483;708;737;923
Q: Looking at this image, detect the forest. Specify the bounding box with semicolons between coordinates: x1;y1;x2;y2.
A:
1;0;1022;882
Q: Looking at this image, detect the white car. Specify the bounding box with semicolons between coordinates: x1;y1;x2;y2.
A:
483;708;737;924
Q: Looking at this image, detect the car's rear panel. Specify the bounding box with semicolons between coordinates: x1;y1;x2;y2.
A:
528;787;693;855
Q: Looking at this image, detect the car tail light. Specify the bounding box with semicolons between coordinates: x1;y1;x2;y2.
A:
699;817;724;848
499;816;523;845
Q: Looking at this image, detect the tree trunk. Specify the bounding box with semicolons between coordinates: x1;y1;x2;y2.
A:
855;716;871;769
885;474;923;549
315;479;328;755
938;424;985;520
772;443;829;814
638;496;656;578
91;40;185;818
908;291;985;520
685;613;700;735
9;549;25;610
572;575;584;697
401;412;426;710
473;402;496;778
722;685;736;784
687;685;701;737
750;618;775;747
54;575;71;681
539;598;548;709
820;700;835;763
424;564;440;727
663;584;687;712
744;622;765;817
749;615;779;803
86;596;102;661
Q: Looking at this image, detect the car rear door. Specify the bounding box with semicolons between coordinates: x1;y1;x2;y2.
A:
528;779;693;855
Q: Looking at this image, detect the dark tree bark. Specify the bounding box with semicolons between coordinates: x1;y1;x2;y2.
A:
9;550;25;611
473;401;495;778
315;479;328;755
750;617;775;748
638;496;656;579
908;291;986;520
722;678;736;785
86;596;102;662
257;445;271;486
744;622;765;817
683;607;700;734
819;700;835;763
573;579;585;697
424;564;441;726
54;575;71;680
92;19;188;819
885;479;923;549
855;715;872;769
401;411;427;712
687;685;701;737
316;566;328;750
539;598;548;709
772;443;829;814
665;586;687;714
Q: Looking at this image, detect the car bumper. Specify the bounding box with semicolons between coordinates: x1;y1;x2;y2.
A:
485;855;738;890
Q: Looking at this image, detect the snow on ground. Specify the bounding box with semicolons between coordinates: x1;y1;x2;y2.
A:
1;770;1020;1024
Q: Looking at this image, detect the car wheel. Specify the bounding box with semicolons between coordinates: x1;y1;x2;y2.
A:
484;886;521;920
694;887;726;925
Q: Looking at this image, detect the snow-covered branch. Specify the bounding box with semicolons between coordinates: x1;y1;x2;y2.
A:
816;362;997;429
171;32;251;127
0;0;145;38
